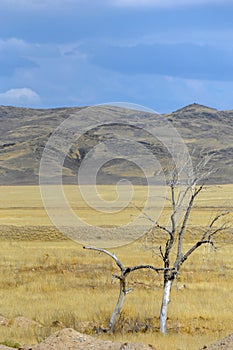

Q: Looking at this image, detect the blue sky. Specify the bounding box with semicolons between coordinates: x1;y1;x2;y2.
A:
0;0;233;113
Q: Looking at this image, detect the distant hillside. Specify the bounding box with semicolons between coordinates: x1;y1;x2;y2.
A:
0;103;232;185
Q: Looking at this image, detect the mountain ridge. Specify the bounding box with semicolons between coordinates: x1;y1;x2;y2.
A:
0;103;232;185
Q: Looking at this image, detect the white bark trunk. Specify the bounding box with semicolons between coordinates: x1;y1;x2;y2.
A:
160;279;172;333
108;287;125;333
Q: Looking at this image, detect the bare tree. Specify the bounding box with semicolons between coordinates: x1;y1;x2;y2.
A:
144;154;229;333
83;246;172;333
83;154;229;334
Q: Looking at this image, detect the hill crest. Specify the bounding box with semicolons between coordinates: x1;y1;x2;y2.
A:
0;104;232;185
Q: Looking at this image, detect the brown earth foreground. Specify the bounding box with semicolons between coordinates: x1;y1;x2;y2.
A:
200;333;233;350
22;330;233;350
0;315;154;350
2;328;154;350
0;326;232;350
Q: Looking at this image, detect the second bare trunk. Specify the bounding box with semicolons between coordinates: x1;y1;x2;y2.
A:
159;279;172;333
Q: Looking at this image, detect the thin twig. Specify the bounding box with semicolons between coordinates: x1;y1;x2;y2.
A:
83;246;125;272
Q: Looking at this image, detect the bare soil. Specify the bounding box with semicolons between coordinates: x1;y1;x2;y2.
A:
19;328;155;350
200;333;233;350
0;320;232;350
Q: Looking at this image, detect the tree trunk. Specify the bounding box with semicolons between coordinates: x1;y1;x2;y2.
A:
160;279;172;333
108;280;125;333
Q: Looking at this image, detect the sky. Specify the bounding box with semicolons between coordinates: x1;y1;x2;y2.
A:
0;0;233;113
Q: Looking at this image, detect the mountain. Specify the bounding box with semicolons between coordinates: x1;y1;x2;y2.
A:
0;103;232;185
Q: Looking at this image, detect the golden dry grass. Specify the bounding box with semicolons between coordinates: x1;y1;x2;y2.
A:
0;184;232;226
0;240;232;349
0;185;232;349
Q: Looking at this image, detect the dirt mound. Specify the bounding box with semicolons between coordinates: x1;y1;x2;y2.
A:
201;333;233;349
11;316;42;329
20;328;155;350
0;315;42;329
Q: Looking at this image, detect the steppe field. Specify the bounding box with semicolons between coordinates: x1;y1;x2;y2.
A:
0;185;232;350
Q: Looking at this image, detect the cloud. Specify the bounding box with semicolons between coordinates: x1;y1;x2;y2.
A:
0;38;57;56
90;42;233;81
1;0;231;9
113;0;232;7
0;0;72;8
0;38;39;76
0;38;28;50
0;88;41;106
0;38;62;77
0;56;38;77
0;0;99;11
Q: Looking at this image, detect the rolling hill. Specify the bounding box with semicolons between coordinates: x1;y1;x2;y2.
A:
0;103;232;185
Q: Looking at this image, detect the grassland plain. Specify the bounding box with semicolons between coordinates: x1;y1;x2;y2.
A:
0;185;232;349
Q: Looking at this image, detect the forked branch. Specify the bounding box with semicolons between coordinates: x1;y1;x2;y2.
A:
180;211;229;266
83;245;172;333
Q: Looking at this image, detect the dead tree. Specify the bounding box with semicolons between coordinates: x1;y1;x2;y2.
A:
83;246;172;333
144;155;229;333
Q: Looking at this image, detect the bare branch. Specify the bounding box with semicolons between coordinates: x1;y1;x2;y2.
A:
179;212;229;267
83;246;125;272
154;223;172;236
176;152;194;186
125;265;173;275
132;203;156;225
112;274;122;281
170;183;176;235
180;240;213;265
208;226;227;238
159;245;165;260
125;288;134;294
176;185;192;208
192;152;215;184
194;184;204;196
201;211;229;241
175;184;204;262
83;246;172;277
209;211;229;229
